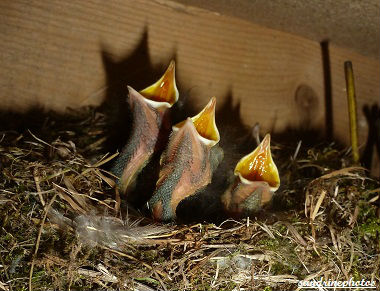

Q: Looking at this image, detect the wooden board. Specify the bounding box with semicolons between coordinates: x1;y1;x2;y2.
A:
0;0;379;172
171;0;380;58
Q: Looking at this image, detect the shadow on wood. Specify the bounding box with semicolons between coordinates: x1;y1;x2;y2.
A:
361;104;380;171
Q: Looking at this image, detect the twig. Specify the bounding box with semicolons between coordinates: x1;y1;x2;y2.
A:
29;193;57;291
251;123;261;146
317;166;365;180
311;190;326;221
293;140;302;161
0;253;12;291
28;130;58;150
344;61;359;164
33;168;45;207
103;247;170;280
0;281;8;291
201;244;237;249
188;249;222;275
211;262;220;288
115;187;121;215
153;270;167;291
251;274;298;284
77;268;118;283
282;221;307;247
90;152;119;168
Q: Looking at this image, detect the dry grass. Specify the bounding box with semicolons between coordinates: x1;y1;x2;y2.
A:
0;106;379;291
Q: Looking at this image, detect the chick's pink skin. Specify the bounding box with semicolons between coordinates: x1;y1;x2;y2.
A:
222;179;273;218
117;87;168;194
149;97;220;222
111;61;178;195
149;119;213;221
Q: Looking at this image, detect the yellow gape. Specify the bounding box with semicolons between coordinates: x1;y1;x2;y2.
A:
174;97;220;146
235;134;280;190
139;60;178;107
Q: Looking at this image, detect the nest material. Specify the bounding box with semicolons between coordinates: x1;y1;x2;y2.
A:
0;106;379;291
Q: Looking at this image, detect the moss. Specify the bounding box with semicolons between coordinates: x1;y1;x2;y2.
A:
355;201;380;242
271;262;292;275
259;238;279;250
358;219;380;238
258;236;304;277
141;249;158;262
351;267;363;281
135;277;160;286
277;224;288;234
219;282;238;291
157;256;166;264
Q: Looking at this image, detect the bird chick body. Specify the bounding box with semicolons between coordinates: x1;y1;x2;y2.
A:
111;87;170;194
148;97;221;221
111;61;178;195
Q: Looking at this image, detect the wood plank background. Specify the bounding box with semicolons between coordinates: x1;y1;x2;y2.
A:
172;0;380;58
1;0;379;171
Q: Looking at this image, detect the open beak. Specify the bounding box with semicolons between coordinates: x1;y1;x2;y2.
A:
148;97;221;221
139;60;178;108
222;134;280;217
111;61;178;195
173;96;220;146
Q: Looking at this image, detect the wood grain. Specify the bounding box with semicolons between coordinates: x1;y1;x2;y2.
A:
171;0;380;58
0;0;379;158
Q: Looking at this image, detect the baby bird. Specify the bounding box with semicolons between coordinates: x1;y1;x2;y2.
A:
148;97;223;222
111;61;178;195
221;134;280;218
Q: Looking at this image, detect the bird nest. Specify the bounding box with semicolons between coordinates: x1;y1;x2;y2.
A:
0;106;379;291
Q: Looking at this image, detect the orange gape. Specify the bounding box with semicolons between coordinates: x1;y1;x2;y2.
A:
192;97;219;142
234;134;280;188
174;97;220;145
140;60;178;105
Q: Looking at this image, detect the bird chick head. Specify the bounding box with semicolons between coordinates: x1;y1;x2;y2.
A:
173;97;220;147
221;134;280;218
234;133;280;192
139;60;179;109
